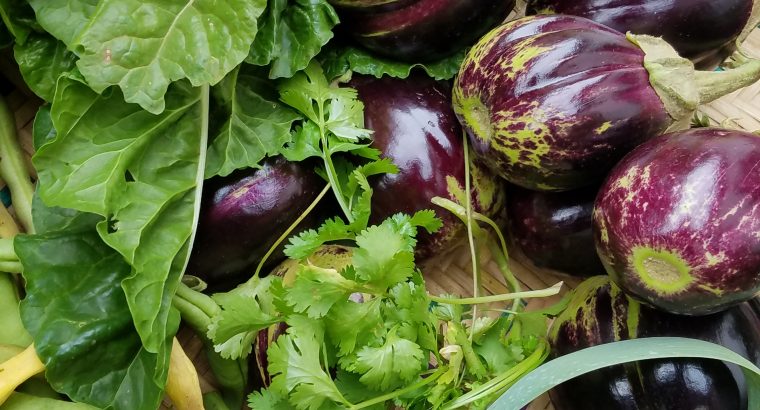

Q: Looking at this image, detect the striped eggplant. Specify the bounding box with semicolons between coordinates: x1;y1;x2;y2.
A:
350;74;505;259
593;128;760;315
525;0;758;69
550;276;760;410
332;0;515;62
453;15;760;191
506;184;605;277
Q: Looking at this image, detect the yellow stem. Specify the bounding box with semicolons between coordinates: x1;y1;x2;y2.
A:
0;344;45;405
0;203;19;239
165;338;204;410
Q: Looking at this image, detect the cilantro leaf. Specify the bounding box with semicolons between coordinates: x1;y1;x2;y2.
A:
325;298;383;356
285;217;354;259
208;276;281;359
248;388;296;410
268;316;349;409
353;224;416;289
285;264;359;318
282;121;323;162
353;328;426;391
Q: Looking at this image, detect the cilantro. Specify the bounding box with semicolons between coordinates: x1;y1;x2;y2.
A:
284;264;359;318
353;224;416;289
325;298;383;356
352;327;426;391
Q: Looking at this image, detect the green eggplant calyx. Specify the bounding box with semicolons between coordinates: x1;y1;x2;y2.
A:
694;57;760;104
738;0;760;44
627;33;698;128
630;247;693;295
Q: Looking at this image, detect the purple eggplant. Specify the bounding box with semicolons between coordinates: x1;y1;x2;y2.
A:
350;74;505;259
506;184;604;277
526;0;755;69
187;157;322;287
453;15;760;192
333;0;515;62
593;128;760;315
550;277;760;410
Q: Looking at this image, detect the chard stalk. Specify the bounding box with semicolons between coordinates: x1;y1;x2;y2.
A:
0;344;45;405
0;203;19;239
166;338;204;410
0;95;34;234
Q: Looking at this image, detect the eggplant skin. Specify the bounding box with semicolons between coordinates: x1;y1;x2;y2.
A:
525;0;753;70
550;277;760;410
453;15;671;192
506;184;605;277
187;157;322;287
336;0;515;62
594;129;760;315
350;74;505;259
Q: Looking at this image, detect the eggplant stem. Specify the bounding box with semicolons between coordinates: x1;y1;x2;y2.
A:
0;95;34;234
696;58;760;104
0;344;45;406
166;338;204;410
429;283;563;305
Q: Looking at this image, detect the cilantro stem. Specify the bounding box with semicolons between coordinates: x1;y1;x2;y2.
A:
461;135;480;343
349;367;447;410
450;320;487;379
253;182;331;278
429;283;563;305
317;100;353;223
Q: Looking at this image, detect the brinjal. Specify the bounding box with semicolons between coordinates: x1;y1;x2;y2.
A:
332;0;515;62
593;128;760;315
506;184;604;277
550;276;760;410
350;74;505;259
525;0;757;69
453;15;760;191
187;157;322;287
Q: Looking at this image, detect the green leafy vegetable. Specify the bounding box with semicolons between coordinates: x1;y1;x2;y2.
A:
30;0;267;114
0;0;37;44
320;45;465;82
248;0;339;79
14;33;77;102
33;76;209;352
491;337;760;410
16;219;178;410
352;327;426;391
205;64;300;178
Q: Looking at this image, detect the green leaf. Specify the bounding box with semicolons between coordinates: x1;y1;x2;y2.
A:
282;121;323;162
490;337;760;410
208;276;281;359
284;217;354;259
31;105;56;151
31;190;102;235
205;65;300;178
16;229;179;410
353;224;415;289
285;264;358;318
248;0;339;79
31;0;267;114
320;45;465;82
33;76;207;352
352;327;426;391
0;0;37;44
13;33;77;102
248;388;296;410
325;298;383;356
268;316;348;410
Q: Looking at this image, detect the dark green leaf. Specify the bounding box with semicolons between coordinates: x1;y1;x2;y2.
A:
31;190;102;235
247;0;339;79
0;0;37;44
31;105;55;151
17;230;178;410
14;33;77;102
205;65;300;178
320;46;465;82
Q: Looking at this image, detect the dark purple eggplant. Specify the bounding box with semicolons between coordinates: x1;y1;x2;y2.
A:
187;157;322;287
350;74;505;259
593;128;760;316
550;276;760;410
333;0;515;62
526;0;755;69
506;184;604;277
453;15;760;192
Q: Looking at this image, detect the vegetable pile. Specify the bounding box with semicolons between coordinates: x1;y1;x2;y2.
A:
0;1;758;410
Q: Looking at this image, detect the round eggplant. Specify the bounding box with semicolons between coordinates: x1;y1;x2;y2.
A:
350;74;505;259
506;184;604;277
550;276;760;410
187;157;322;287
453;15;760;191
593;128;760;315
334;0;515;62
525;0;755;69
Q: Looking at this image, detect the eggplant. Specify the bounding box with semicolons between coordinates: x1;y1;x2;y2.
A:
187;157;323;287
506;184;604;277
453;15;760;192
550;277;760;410
350;74;506;259
333;0;515;62
525;0;755;69
593;128;760;316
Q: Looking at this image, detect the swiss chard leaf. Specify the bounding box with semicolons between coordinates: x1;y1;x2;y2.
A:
16;228;179;410
30;0;267;114
14;33;77;102
0;0;37;44
320;45;465;82
33;76;208;352
247;0;339;79
205;64;300;178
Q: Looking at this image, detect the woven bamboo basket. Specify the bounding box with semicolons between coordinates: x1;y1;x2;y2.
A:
1;1;759;409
